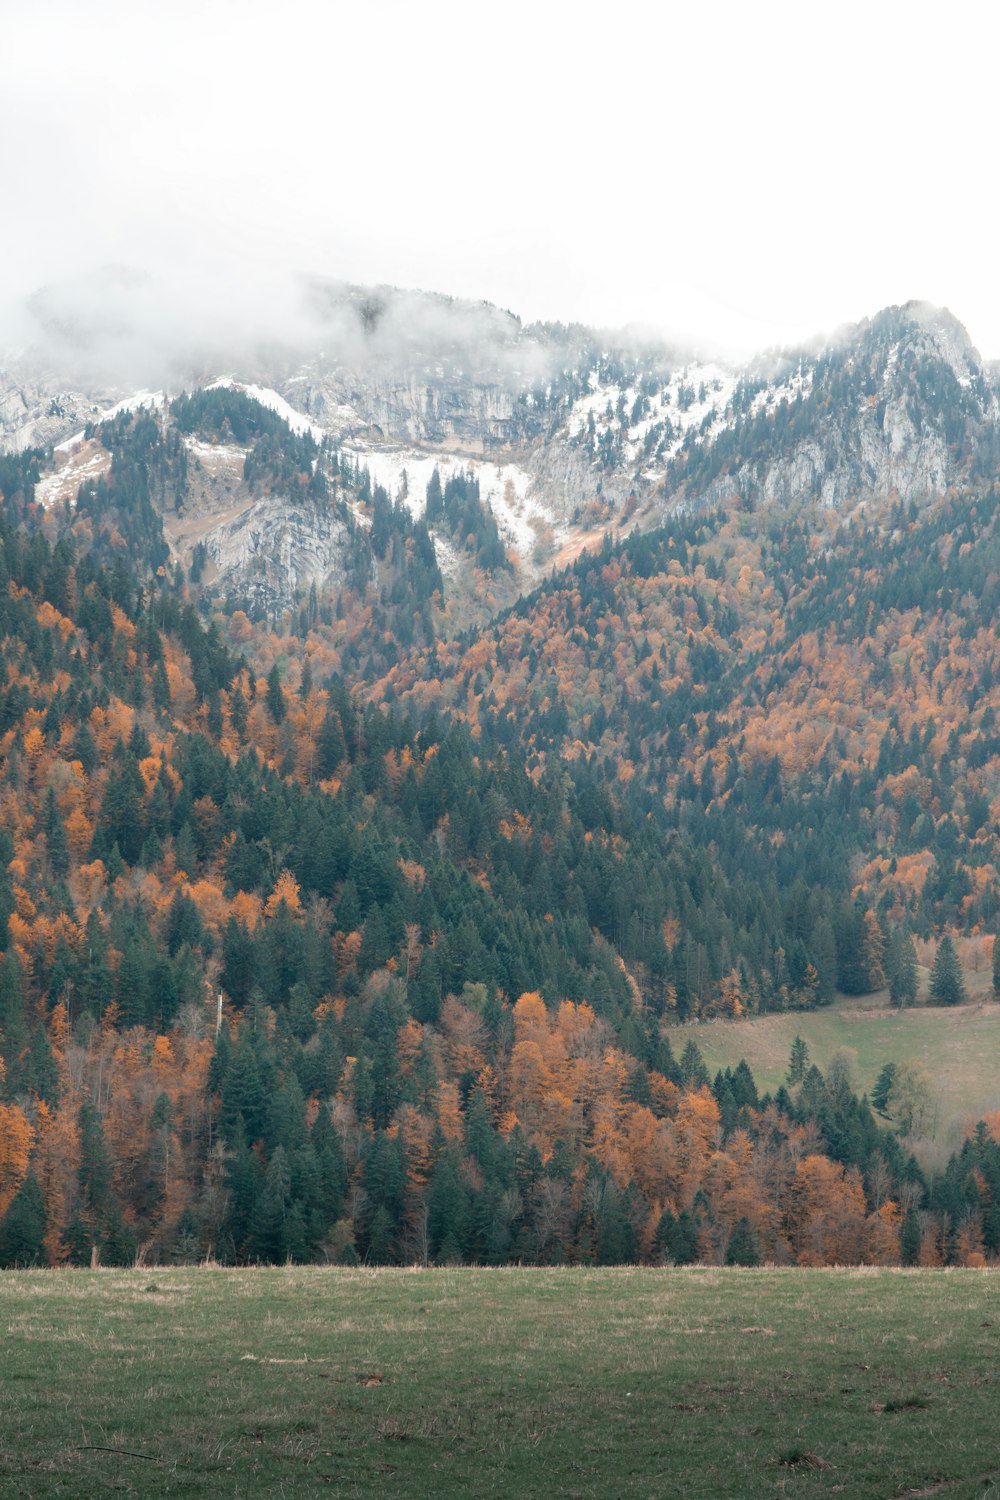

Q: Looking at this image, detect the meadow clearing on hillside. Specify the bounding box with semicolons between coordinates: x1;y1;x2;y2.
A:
2;1266;1000;1499
674;963;1000;1160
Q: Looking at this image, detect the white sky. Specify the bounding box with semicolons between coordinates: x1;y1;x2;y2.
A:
4;0;1000;360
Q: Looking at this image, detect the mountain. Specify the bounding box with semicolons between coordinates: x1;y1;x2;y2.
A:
6;287;999;622
659;302;1000;507
4;281;1000;1269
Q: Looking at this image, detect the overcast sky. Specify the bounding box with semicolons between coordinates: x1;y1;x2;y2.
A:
4;0;999;361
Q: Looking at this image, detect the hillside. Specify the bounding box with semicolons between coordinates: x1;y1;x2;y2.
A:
678;983;1000;1156
0;484;972;1272
3;293;1000;1269
373;486;1000;951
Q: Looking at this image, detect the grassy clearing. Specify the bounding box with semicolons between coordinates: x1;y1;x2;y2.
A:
3;1266;1000;1498
674;979;1000;1150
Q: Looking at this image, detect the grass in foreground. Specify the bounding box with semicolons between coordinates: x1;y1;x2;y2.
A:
2;1266;1000;1498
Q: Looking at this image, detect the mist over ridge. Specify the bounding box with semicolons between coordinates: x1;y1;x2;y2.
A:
0;259;890;394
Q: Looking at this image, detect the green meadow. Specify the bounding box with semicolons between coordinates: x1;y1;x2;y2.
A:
674;981;1000;1153
3;1266;1000;1498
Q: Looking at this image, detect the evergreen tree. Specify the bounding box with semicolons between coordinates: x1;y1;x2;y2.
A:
871;1063;897;1118
78;1100;112;1213
0;1174;46;1266
835;902;871;995
886;928;918;1008
43;787;70;878
786;1035;809;1086
929;935;966;1007
679;1039;709;1088
725;1215;761;1266
900;1207;921;1267
266;664;286;725
252;1146;292;1262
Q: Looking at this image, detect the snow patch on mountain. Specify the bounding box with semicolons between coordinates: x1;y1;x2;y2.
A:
35;437;111;509
207;379;326;442
343;441;562;570
904;301;979;389
95;390;166;424
567;361;739;475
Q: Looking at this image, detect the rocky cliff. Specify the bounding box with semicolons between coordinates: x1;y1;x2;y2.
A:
4;285;1000;619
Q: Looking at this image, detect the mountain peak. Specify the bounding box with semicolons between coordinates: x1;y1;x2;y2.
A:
865;301;980;383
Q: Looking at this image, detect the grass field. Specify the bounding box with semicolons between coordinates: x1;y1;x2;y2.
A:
670;973;1000;1156
3;1266;1000;1498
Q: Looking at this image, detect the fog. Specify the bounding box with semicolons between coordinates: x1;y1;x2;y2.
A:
4;0;999;380
3;263;607;391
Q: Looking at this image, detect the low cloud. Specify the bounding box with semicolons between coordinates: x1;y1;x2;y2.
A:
3;261;699;396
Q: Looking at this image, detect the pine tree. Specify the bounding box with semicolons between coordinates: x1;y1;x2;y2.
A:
992;934;1000;1001
871;1063;897;1118
886;928;918;1008
266;664;286;726
725;1215;761;1266
252;1147;292;1262
0;1174;46;1266
43;787;69;878
900;1208;921;1267
786;1035;809;1086
77;1100;112;1213
929;935;966;1007
834;902;869;995
679;1039;709;1088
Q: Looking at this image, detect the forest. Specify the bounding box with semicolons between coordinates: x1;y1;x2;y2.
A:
2;402;1000;1267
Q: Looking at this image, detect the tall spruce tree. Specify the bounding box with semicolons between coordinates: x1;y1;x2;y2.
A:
886;928;918;1008
929;935;966;1007
0;1174;46;1266
786;1035;809;1085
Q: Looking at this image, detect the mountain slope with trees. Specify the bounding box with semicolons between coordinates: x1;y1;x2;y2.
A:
3;300;1000;1268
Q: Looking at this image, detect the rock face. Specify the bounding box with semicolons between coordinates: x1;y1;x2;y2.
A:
0;364;121;452
680;302;998;509
202;493;357;618
4;286;1000;618
292;363;523;449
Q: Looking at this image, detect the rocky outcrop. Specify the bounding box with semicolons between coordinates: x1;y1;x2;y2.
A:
202;494;358;617
665;302;1000;510
287;363;526;450
0;364;119;451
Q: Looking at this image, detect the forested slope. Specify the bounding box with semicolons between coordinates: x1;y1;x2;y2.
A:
2;406;1000;1269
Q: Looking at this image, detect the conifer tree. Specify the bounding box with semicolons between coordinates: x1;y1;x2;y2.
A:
679;1039;709;1088
0;1174;46;1266
266;664;286;725
725;1215;761;1266
786;1035;809;1085
900;1207;921;1267
929;935;966;1007
871;1063;897;1118
886;928;918;1008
